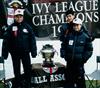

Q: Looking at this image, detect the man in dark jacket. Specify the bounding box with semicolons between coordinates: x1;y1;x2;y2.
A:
62;18;93;88
2;9;37;88
60;9;90;42
60;9;91;58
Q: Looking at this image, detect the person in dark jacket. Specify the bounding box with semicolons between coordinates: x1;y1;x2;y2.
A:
62;18;93;88
2;9;37;88
60;9;90;42
60;9;91;58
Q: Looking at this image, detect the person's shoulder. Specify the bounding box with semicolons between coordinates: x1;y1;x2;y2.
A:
23;22;35;34
23;22;32;31
62;23;69;27
82;32;89;37
7;23;14;31
61;23;69;31
82;32;92;41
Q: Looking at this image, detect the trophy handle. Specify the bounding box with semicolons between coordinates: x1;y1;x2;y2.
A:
54;49;58;56
38;50;42;56
38;46;59;56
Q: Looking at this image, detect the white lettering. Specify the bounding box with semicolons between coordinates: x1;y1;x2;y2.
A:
75;1;83;11
33;76;47;84
32;16;40;26
50;74;65;82
94;12;99;22
48;15;55;24
85;12;93;22
84;1;92;11
36;3;43;14
52;26;57;37
44;3;51;13
40;15;48;25
55;2;62;12
55;14;65;24
32;4;36;14
69;2;75;11
93;0;98;10
62;2;68;12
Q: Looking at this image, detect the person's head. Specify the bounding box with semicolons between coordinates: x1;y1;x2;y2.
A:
14;9;24;23
65;9;75;23
9;0;23;9
73;18;82;32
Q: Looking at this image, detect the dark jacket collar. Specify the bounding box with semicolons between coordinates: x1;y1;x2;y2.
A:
73;27;84;35
13;21;24;26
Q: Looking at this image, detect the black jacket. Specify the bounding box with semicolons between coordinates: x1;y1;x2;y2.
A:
60;28;93;64
2;21;37;59
59;23;90;42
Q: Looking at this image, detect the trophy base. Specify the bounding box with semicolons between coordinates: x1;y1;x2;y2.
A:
42;61;55;67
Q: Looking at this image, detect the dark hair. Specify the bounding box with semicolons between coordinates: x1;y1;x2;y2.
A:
65;9;75;16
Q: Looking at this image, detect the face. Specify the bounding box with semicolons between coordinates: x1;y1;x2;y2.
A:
66;14;75;23
14;15;24;23
73;24;81;32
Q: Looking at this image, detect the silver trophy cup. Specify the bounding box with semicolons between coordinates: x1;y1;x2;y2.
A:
40;44;56;67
